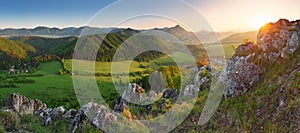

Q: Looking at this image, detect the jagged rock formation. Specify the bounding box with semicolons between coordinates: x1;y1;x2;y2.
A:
221;19;300;97
2;93;47;114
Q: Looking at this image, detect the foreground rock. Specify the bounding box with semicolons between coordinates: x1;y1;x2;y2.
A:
0;94;119;132
2;93;47;114
220;19;300;97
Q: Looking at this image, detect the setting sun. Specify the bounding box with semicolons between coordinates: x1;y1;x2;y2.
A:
253;16;273;29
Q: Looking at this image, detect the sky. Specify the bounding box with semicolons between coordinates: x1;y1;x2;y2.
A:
1;0;300;32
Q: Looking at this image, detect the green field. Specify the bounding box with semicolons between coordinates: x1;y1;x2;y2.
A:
0;45;235;110
66;59;149;74
37;61;62;74
0;61;77;109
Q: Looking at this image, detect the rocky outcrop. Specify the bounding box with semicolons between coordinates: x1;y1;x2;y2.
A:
221;19;300;97
122;83;145;103
2;93;47;114
70;102;117;132
121;83;159;105
257;19;300;55
1;94;118;132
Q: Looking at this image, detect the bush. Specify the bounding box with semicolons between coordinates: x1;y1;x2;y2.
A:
0;83;17;88
9;78;35;84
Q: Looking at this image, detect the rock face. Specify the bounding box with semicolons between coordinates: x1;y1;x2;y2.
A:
221;19;300;97
2;93;47;114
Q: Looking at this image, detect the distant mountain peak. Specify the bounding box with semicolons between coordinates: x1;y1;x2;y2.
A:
171;25;187;31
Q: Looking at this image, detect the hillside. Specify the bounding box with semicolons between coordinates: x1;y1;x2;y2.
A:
179;19;300;132
221;31;257;44
0;38;36;69
0;25;201;45
0;38;35;59
155;25;201;45
13;26;203;62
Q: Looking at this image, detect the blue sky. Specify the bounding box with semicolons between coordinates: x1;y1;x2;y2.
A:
0;0;116;28
1;0;300;31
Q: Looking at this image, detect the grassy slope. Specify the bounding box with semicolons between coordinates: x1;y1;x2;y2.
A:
175;47;300;132
221;31;257;44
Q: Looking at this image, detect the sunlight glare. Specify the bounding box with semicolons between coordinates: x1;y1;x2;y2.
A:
253;16;272;29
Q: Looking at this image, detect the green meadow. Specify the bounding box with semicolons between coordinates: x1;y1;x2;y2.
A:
0;43;236;109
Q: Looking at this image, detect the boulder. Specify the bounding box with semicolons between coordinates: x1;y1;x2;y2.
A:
62;109;77;120
161;89;179;99
35;106;65;126
183;85;199;97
